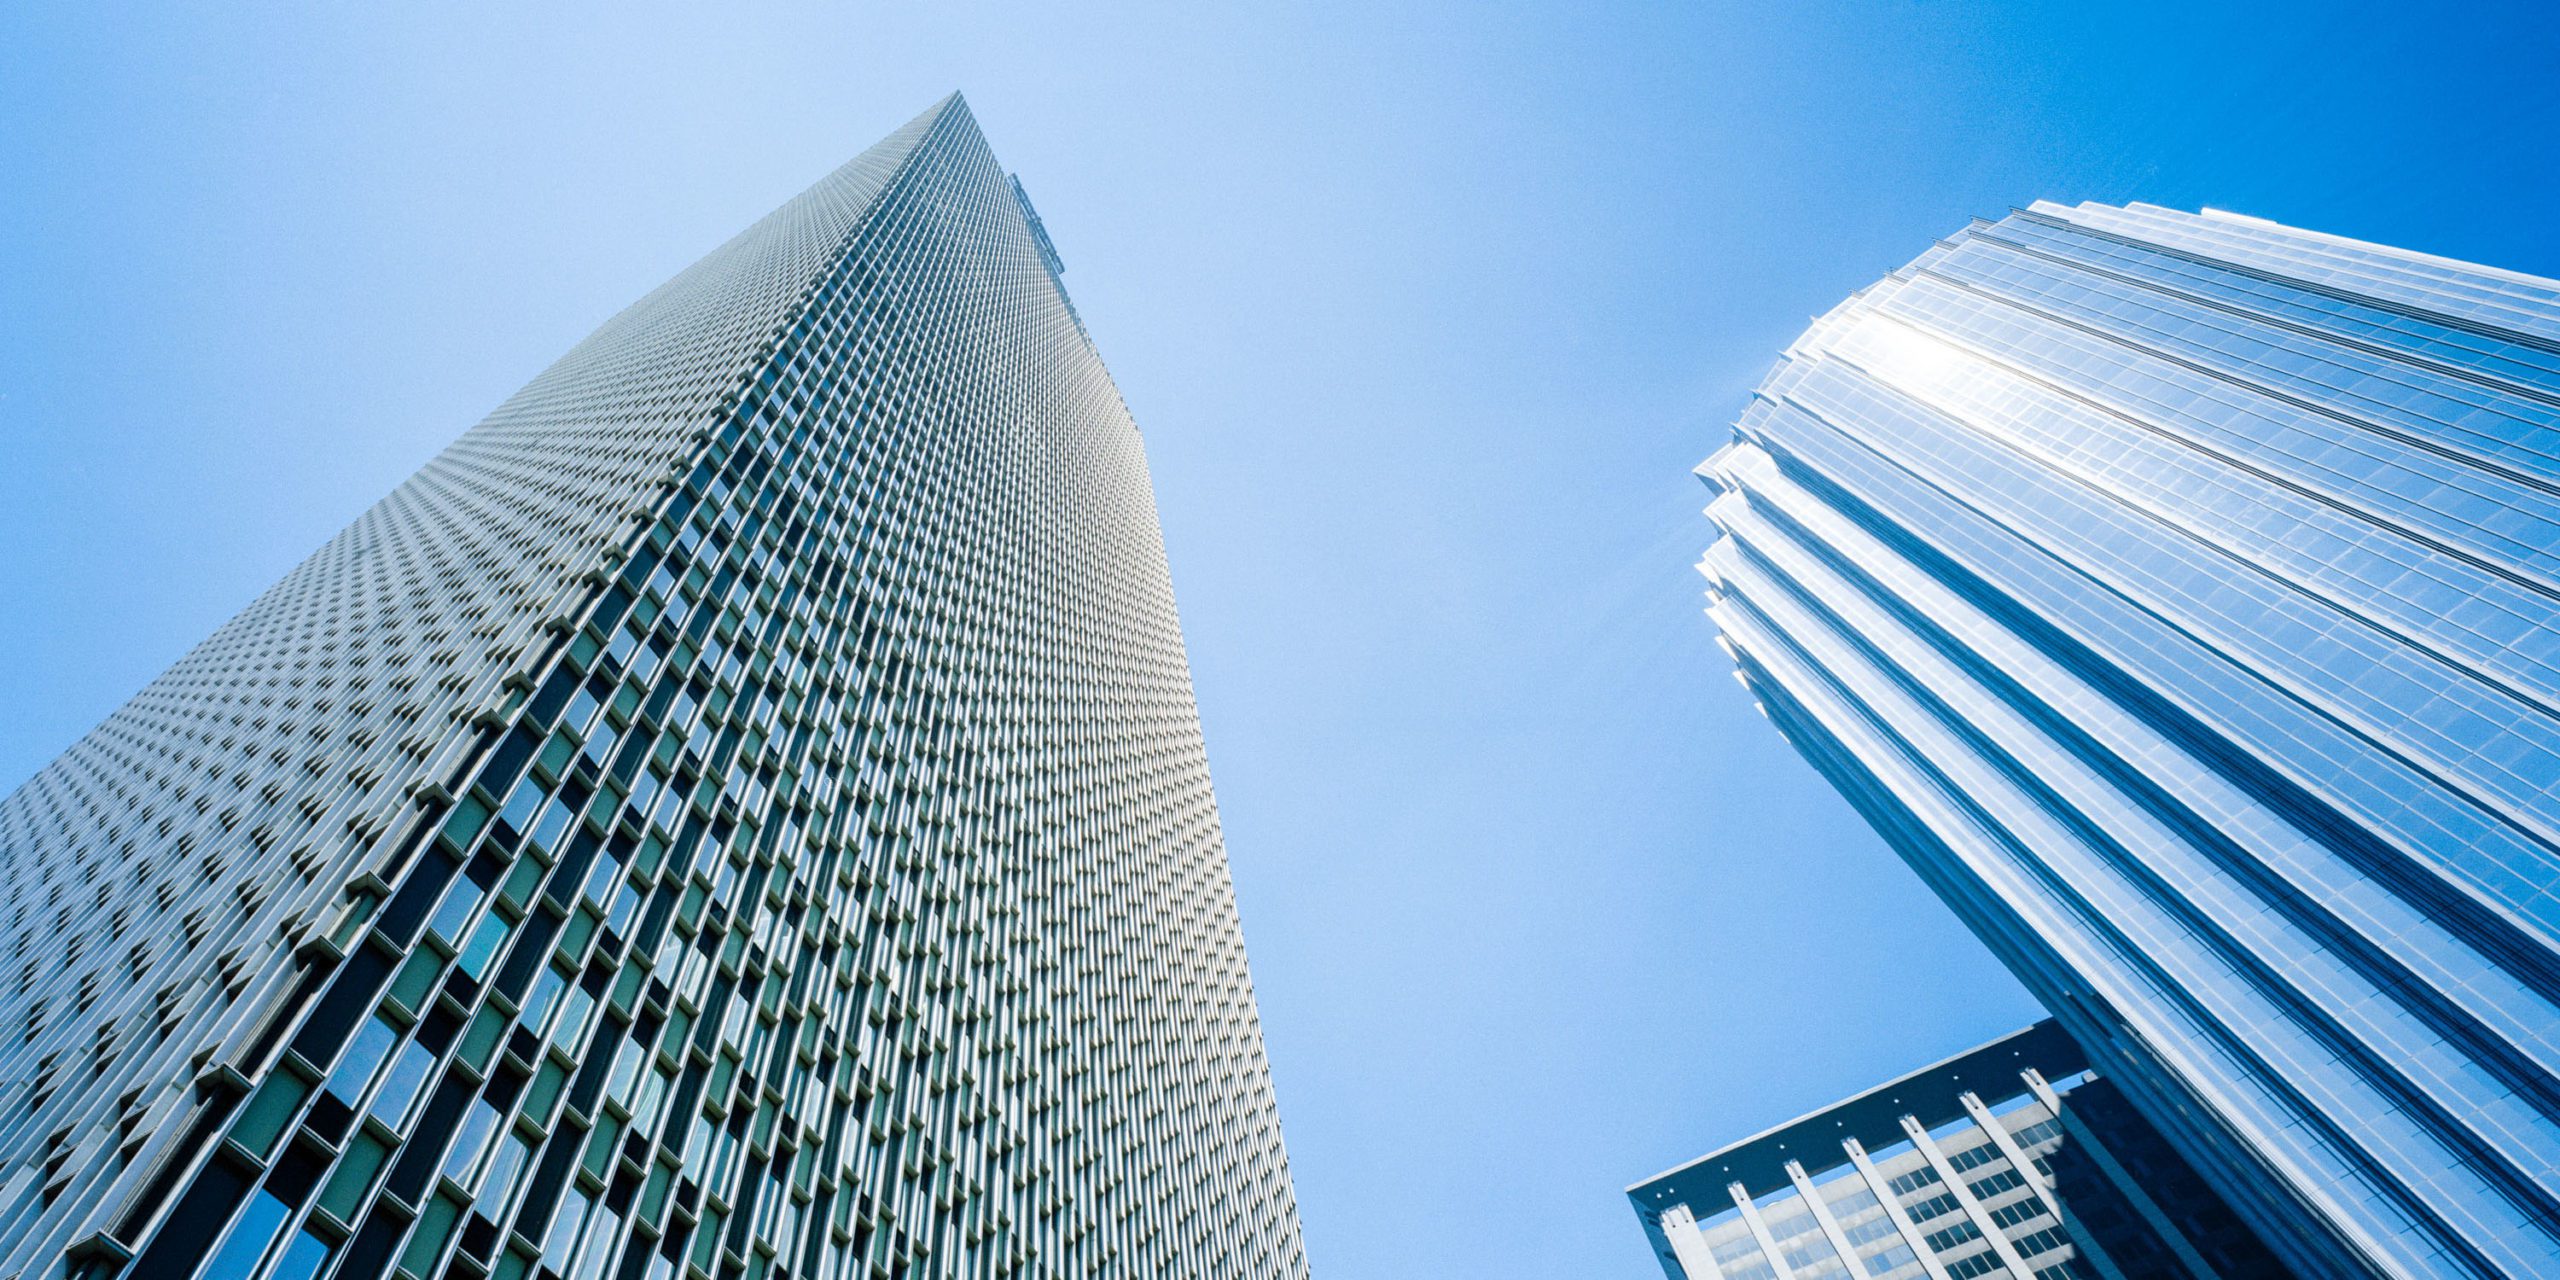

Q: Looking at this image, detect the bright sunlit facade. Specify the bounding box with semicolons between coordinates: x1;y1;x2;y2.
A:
1697;202;2560;1280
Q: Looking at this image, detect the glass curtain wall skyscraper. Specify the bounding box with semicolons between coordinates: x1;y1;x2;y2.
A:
1694;203;2560;1280
0;96;1309;1280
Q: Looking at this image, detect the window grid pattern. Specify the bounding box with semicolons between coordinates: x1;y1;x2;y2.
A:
1697;201;2560;1280
0;94;1306;1280
1626;1044;2221;1280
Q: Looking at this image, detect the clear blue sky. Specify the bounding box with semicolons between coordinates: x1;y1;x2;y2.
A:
5;3;2559;1276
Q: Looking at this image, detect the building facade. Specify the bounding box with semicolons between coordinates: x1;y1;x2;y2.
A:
0;96;1308;1280
1695;203;2560;1280
1628;1022;2291;1280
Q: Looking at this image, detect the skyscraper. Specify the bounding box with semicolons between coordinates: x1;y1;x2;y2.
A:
1694;203;2560;1280
1626;1021;2291;1280
0;96;1308;1280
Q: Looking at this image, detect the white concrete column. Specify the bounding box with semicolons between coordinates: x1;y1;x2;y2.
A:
1844;1136;1953;1280
1959;1092;2068;1223
1902;1114;2038;1280
1730;1180;1802;1280
1785;1158;1870;1278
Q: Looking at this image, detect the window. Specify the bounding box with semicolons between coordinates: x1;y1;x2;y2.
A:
542;1188;594;1274
426;879;483;945
1864;1243;1917;1276
493;779;543;841
1945;1251;2004;1279
1765;1213;1818;1242
265;1228;335;1280
197;1191;289;1280
456;913;510;981
565;687;603;734
527;797;575;855
1844;1215;1901;1245
477;1131;534;1208
522;966;568;1034
322;1016;397;1105
1989;1198;2047;1230
368;1038;436;1129
441;1097;504;1188
2008;1119;2063;1148
2015;1227;2072;1256
1712;1234;1764;1264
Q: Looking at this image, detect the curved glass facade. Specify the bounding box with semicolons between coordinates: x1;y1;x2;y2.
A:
0;96;1308;1280
1697;202;2560;1280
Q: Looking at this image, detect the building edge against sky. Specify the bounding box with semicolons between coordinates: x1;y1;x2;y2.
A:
0;95;1309;1279
1626;1021;2292;1280
1694;203;2560;1280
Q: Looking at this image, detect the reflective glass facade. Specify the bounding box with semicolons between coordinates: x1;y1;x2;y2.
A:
0;96;1307;1280
1696;203;2560;1280
1627;1022;2291;1280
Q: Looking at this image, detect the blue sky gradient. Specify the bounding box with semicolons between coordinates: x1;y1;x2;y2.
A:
6;3;2559;1276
